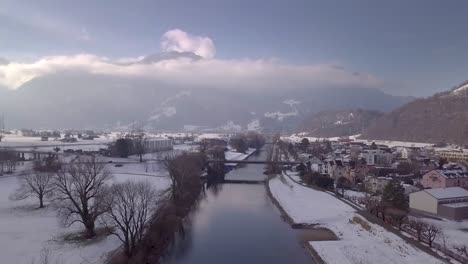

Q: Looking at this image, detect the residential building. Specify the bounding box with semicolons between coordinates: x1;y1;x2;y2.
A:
409;187;468;220
364;176;392;194
421;169;468;189
362;148;393;166
400;148;409;159
438;150;468;162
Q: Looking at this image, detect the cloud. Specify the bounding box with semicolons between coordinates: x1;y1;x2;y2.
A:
0;29;382;91
160;29;216;59
0;55;382;91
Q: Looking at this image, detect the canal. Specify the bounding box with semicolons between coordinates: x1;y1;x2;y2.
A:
161;147;313;264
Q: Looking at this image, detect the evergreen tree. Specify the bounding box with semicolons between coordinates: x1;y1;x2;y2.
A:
301;138;310;151
382;179;408;210
115;138;131;158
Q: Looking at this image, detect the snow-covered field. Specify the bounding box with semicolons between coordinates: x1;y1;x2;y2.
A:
0;134;111;152
415;216;468;254
0;163;170;264
269;173;445;264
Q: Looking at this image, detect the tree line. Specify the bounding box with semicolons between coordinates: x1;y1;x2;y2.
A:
11;152;206;263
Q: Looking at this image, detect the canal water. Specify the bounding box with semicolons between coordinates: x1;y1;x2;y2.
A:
161;148;312;264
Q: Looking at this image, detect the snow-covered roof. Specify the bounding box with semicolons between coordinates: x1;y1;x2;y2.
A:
424;187;468;200
435;169;468;179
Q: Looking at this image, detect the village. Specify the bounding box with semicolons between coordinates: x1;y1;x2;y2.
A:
1;128;468;263
274;134;468;263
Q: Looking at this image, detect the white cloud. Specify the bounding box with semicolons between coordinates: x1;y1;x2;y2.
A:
0;29;382;91
0;55;382;91
160;29;216;59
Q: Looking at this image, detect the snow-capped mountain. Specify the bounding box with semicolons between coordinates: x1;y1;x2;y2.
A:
0;53;412;131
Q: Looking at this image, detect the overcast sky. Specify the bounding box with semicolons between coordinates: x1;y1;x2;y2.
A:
1;0;468;96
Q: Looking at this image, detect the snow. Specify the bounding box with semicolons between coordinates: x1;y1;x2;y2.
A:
0;134;111;152
281;134;361;143
225;148;256;161
269;173;445;264
423;187;468;199
264;110;298;121
416;217;468;253
196;133;229;141
356;139;434;148
344;190;366;199
443;202;468;208
452;84;468;95
247;119;261;131
269;173;354;224
0;163;170;264
283;99;301;107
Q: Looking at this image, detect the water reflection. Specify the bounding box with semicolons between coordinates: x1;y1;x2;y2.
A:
160;148;312;264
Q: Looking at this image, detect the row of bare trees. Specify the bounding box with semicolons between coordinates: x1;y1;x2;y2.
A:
11;156;160;261
11;150;205;262
360;195;442;249
124;152;205;263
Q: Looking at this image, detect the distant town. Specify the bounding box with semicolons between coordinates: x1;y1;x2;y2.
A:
0;127;467;263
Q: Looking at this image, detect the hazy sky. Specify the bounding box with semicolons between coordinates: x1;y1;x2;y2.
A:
1;0;468;96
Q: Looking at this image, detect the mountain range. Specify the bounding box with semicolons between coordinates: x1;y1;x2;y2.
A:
361;81;468;145
0;52;412;131
298;81;468;146
297;109;383;137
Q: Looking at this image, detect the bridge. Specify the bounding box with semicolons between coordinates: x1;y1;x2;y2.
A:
206;160;300;165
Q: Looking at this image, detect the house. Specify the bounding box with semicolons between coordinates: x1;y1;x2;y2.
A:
320;159;349;180
364;176;392;194
362;148;393;166
421;169;468;189
400;148;409;159
409;187;468;220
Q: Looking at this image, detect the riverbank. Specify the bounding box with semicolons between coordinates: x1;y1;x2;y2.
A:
268;172;447;264
160;147;312;264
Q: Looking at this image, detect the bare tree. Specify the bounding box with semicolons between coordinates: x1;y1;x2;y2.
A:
453;244;468;258
336;176;351;197
409;218;427;242
11;172;54;208
386;208;407;230
101;181;160;257
134;133;147;163
54;156;112;238
160;152;204;203
422;223;441;248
